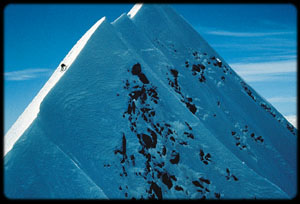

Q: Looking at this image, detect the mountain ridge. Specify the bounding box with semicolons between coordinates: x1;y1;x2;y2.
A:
4;4;296;199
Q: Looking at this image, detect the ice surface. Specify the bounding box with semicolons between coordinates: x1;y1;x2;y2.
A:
4;4;296;199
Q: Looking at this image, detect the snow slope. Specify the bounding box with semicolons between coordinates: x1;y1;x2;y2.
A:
4;4;297;199
4;17;105;156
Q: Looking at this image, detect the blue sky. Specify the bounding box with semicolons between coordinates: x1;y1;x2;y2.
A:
4;3;297;133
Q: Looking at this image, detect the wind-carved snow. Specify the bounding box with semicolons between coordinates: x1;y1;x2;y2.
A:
4;4;296;199
4;17;106;156
127;3;143;18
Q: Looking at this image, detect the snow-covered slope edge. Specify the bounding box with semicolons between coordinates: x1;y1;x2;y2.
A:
125;4;296;197
4;4;296;199
4;17;106;156
111;12;290;198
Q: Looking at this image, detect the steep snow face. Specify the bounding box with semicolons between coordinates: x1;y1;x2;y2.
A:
127;3;143;18
4;17;106;156
119;4;297;197
5;4;296;199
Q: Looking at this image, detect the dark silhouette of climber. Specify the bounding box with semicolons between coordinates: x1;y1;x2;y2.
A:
61;63;67;71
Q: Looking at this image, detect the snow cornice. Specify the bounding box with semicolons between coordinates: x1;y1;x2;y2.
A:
127;3;143;18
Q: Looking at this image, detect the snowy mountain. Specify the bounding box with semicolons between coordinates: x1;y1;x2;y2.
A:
4;4;297;199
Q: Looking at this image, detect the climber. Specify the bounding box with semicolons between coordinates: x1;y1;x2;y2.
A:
60;63;67;71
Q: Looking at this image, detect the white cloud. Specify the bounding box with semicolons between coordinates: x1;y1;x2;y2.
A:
229;60;297;82
206;30;295;37
229;55;297;63
4;68;53;81
284;115;297;128
197;25;296;38
267;97;297;103
230;60;296;75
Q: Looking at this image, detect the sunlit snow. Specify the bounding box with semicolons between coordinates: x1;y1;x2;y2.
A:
4;17;106;156
4;4;296;199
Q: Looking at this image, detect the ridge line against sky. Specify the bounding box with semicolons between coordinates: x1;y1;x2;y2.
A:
4;4;297;133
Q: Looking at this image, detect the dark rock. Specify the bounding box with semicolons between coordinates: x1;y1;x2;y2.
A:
132;63;141;75
192;181;204;188
156;162;164;168
170;69;178;77
129;91;140;100
199;177;210;184
150;182;162;199
215;193;221;199
114;133;127;163
147;87;159;100
162;173;173;189
205;153;211;161
232;175;239;181
150;111;155;117
147;128;157;147
124;80;130;89
192;64;200;72
138;73;149;84
226;168;230;174
132;101;136;114
185;122;192;130
166;128;173;136
162;146;167;156
139;133;154;149
199;64;206;70
170;151;180;164
140;87;147;103
185;102;197;114
198;75;206;82
165;123;171;127
174;185;184;191
179;141;187;145
127;103;132;115
141;107;151;113
170;175;177;181
130;155;135;166
199;149;204;157
187;133;194;139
